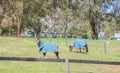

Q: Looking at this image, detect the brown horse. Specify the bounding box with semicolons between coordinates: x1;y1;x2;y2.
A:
69;39;88;53
36;38;59;59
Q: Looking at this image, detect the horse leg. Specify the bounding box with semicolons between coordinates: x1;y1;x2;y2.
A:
79;48;82;53
85;45;88;53
55;52;59;59
83;45;88;53
43;53;47;58
69;45;73;52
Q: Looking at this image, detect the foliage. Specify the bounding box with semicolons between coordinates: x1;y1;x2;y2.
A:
0;0;120;39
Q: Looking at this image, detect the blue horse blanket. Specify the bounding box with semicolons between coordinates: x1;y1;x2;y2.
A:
71;39;88;49
38;40;58;53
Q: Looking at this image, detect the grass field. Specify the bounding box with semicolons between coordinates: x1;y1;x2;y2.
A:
0;37;120;73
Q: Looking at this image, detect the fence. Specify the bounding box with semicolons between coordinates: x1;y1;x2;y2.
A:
0;56;120;73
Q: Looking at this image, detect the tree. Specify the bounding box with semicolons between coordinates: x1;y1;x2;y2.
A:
100;0;120;39
0;0;8;35
0;0;23;37
89;0;103;39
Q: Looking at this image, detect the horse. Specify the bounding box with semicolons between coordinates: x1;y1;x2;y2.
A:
36;38;59;59
69;39;88;53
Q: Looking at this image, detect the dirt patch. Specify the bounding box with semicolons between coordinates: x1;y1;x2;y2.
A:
97;64;120;71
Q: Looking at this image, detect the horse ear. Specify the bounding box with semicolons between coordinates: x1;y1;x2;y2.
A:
36;38;40;44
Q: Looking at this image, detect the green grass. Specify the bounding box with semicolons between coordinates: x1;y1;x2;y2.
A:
0;37;120;73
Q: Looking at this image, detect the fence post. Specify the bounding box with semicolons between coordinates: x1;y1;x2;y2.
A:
104;42;107;54
65;59;69;73
65;34;68;47
34;32;36;41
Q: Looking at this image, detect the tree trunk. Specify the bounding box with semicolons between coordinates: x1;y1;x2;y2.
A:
0;5;4;35
90;21;98;40
89;0;98;40
12;14;21;38
15;24;21;37
91;16;98;39
0;27;2;35
0;0;8;35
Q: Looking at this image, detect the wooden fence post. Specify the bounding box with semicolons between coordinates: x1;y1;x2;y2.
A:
34;32;36;41
104;42;107;54
65;59;69;73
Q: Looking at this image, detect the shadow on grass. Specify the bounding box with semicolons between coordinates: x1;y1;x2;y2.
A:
72;51;83;53
0;56;120;65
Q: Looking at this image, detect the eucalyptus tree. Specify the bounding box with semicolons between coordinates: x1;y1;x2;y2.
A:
0;0;22;36
100;0;119;39
88;0;103;39
0;0;8;35
66;0;90;38
55;0;75;36
22;0;39;33
11;0;23;37
0;0;24;37
22;0;58;35
22;0;52;35
115;0;120;31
